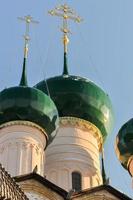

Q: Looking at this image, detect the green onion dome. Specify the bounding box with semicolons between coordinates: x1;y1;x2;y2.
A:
35;74;114;141
0;86;59;145
0;49;59;145
115;118;133;170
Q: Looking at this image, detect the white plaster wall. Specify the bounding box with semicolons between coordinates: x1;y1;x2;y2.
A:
45;118;103;191
0;121;46;177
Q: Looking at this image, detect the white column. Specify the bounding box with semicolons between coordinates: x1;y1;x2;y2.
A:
45;117;103;191
0;121;47;177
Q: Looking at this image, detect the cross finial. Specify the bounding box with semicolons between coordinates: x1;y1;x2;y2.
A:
48;4;82;53
18;15;38;86
18;15;39;58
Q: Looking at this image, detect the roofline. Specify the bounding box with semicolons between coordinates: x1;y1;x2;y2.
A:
14;174;132;200
14;172;68;199
71;185;132;200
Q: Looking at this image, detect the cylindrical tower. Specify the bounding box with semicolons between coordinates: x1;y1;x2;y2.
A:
35;75;114;191
35;4;114;191
45;117;103;191
0;121;46;177
0;86;58;177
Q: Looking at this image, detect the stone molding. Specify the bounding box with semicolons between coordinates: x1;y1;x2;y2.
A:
0;120;48;141
60;117;103;150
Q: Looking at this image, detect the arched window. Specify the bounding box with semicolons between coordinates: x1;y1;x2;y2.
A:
72;171;82;192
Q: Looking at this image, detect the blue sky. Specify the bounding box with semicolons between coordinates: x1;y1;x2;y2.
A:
0;0;133;198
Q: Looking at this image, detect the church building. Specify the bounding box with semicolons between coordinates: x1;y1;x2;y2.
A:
0;4;132;200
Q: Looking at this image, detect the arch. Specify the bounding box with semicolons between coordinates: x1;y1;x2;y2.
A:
72;171;82;192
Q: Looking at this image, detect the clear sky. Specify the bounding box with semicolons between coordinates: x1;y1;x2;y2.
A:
0;0;133;198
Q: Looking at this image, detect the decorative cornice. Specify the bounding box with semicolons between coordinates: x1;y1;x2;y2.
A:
0;120;48;141
60;117;103;151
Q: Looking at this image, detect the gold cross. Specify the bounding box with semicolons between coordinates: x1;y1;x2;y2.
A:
18;15;39;58
49;4;82;53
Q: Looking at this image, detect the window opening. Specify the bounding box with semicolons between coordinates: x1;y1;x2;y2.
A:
72;172;82;192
